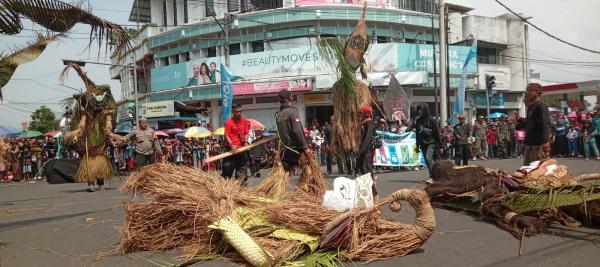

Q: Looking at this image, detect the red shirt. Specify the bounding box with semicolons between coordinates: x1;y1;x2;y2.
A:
224;117;249;147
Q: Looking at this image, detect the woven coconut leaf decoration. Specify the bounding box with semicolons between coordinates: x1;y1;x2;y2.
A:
506;185;600;214
0;33;61;101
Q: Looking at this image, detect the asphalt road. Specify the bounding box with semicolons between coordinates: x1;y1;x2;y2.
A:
1;158;599;267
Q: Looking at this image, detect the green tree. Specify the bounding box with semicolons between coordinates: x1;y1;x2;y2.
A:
29;106;56;133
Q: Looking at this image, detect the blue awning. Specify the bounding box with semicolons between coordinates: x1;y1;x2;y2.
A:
147;116;199;122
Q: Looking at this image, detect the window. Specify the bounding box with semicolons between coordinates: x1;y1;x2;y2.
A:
478;47;498;65
162;1;167;27
172;0;178;26
206;0;215;16
228;0;239;12
207;47;217;57
249;0;283;11
229;43;241;55
376;36;388;43
251;41;264;52
183;0;188;23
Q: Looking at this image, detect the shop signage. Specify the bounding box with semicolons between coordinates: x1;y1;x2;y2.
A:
141;100;175;118
471;92;505;107
233;79;313;95
296;0;391;8
303;93;331;104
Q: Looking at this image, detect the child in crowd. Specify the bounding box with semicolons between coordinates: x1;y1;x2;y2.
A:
566;125;579;157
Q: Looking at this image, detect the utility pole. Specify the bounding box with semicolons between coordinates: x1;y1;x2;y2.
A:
431;0;438;118
132;51;139;127
439;0;448;126
215;14;234;67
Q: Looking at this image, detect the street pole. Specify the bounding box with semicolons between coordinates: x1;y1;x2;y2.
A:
132;51;139;128
214;14;232;67
431;1;438;119
439;0;448;126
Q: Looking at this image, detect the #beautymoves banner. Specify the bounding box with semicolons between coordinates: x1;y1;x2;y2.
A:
220;63;234;124
373;131;424;167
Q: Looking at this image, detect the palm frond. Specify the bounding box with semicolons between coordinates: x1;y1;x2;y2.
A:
0;2;22;34
0;0;131;50
506;185;600;214
284;250;342;267
317;38;356;95
59;62;96;92
0;33;61;101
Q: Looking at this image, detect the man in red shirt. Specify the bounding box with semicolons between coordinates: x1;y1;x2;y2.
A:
222;103;250;183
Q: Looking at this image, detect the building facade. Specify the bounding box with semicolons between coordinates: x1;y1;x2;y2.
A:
110;0;530;129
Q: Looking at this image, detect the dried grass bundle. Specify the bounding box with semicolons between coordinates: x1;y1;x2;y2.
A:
120;163;435;264
297;151;328;198
76;155;114;182
254;152;290;199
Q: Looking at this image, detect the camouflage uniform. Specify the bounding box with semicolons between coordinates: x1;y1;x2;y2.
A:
473;121;488;158
497;120;509;158
507;122;516;157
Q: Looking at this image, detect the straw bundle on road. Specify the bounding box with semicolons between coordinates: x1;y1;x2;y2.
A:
297;151;328;198
119;163;436;265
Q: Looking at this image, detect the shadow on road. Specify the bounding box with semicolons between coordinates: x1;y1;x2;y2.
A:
0;208;113;232
0;196;60;205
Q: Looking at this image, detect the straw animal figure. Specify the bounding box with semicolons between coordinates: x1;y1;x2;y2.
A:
119;163;436;265
61;63;123;182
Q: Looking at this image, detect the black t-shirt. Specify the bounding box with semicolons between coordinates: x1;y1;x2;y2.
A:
519;101;551;146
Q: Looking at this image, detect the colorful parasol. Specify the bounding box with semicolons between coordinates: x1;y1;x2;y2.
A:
213;127;225;136
0;125;22;137
183;126;211;138
247;119;265;130
155;130;169;137
19;130;43;138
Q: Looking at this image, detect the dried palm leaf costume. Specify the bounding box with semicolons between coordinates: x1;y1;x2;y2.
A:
119;163;435;266
425;160;600;238
0;0;130;101
61;63;122;182
318;3;373;152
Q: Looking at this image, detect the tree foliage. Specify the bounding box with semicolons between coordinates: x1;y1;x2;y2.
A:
29;106;55;132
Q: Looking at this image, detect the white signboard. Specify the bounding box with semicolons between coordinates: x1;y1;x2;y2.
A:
478;64;511;91
141;100;175;118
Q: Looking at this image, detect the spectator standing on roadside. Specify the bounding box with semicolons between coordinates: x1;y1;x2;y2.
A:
516;83;551;165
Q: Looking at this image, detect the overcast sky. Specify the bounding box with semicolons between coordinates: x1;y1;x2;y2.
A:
1;0;599;128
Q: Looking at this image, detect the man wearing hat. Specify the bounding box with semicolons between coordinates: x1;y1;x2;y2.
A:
276;89;310;171
517;83;551;165
453;114;470;166
473;115;488;160
127;118;162;169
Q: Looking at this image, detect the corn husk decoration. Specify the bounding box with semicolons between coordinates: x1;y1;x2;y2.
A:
119;163;436;266
60;63;123;182
318;3;373;153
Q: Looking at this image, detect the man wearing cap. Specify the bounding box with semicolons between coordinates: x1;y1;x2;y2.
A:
472;115;488;160
517;83;551;165
276;89;309;171
453;114;470;166
127;118;162;169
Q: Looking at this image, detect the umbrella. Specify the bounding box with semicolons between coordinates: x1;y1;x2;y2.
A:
247;119;265;130
20;130;43;138
213;127;225;136
566;111;578;119
115;124;132;135
183;126;211;138
155;130;169;137
487;112;507;119
548;107;562;113
44;130;60;137
166;128;183;135
53;131;63;138
0;125;21;137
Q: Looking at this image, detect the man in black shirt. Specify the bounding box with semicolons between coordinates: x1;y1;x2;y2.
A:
276;89;310;171
517;83;551;165
415;103;442;177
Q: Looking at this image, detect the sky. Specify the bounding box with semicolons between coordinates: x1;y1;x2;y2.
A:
1;0;599;128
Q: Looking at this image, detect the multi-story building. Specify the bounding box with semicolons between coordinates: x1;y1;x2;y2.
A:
110;0;530;129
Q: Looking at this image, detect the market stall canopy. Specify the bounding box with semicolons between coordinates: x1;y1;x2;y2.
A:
0;125;21;137
19;130;43;138
487;112;507;119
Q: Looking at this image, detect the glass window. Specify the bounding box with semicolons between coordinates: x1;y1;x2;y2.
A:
228;0;239;12
229;43;241;55
206;0;215;16
184;0;188;23
251;41;264;52
162;1;167;27
207;47;217;57
173;0;177;26
477;47;498;65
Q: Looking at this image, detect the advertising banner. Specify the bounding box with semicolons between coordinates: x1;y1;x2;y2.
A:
151;43;477;92
233;78;313;95
295;0;389;8
373;131;424;167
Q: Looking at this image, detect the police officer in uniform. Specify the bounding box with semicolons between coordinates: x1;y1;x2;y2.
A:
127;118;162;169
276;90;310;171
472;116;488;160
497;117;509;158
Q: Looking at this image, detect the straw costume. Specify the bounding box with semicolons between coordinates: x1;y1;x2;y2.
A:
318;3;374;153
425;160;600;238
119;163;435;266
61;63;122;182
